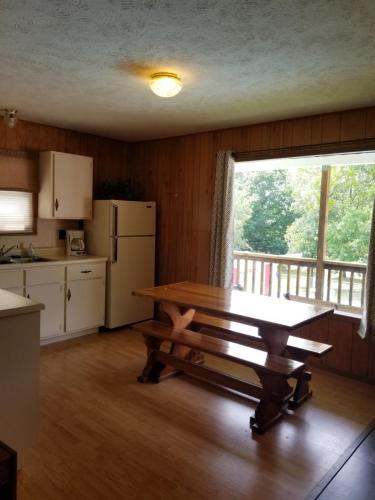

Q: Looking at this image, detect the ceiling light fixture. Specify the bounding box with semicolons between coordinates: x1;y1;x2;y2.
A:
149;72;182;98
1;109;18;128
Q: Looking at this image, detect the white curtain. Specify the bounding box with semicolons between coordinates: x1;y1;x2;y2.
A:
209;151;234;289
359;197;375;339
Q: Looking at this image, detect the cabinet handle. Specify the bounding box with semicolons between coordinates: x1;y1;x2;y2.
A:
55;198;59;211
67;289;71;301
80;270;92;274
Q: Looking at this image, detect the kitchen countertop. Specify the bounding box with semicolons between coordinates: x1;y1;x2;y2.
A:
0;288;44;318
0;254;107;270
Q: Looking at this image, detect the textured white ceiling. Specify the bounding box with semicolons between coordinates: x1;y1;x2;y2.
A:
1;0;375;141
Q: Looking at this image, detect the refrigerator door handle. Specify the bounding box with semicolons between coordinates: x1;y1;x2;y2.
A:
111;236;118;264
112;204;119;237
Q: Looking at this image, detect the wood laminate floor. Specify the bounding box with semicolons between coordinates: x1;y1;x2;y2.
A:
310;424;375;500
18;329;375;500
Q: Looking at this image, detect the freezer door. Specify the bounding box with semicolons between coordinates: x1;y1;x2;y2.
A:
109;201;156;237
106;236;155;328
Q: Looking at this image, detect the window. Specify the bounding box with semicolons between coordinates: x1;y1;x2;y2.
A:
0;191;34;234
233;152;375;313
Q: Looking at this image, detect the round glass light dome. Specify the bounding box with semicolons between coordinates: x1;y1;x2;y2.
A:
149;72;182;98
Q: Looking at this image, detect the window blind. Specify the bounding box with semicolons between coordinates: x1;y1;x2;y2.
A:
0;191;33;233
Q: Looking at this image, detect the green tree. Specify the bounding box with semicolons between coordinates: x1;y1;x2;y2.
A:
326;165;375;262
242;170;298;254
285;166;322;257
286;165;375;262
234;163;375;263
233;172;253;250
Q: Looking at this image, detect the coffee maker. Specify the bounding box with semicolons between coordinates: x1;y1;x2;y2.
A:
66;230;86;256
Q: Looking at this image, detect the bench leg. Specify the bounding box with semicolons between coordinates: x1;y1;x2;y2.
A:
250;371;292;433
289;370;312;409
137;337;165;383
286;350;313;409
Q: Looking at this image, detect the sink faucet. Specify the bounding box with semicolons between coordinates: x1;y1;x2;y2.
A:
0;244;18;256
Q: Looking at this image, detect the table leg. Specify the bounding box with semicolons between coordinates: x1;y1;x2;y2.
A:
160;302;196;329
258;326;289;355
257;325;293;405
138;302;204;383
258;327;312;408
161;303;205;378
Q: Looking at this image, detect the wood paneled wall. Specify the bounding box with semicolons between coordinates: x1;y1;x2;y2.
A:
129;107;375;285
295;315;375;383
128;106;375;382
0;119;128;187
0;152;37;191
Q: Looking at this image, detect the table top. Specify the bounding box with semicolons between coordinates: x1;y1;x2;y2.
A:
133;281;335;331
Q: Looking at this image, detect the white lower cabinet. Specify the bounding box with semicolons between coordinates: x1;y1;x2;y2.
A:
65;262;106;334
25;266;65;340
66;278;105;333
0;260;106;342
26;283;64;339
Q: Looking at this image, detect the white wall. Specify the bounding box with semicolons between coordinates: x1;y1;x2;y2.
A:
0;219;79;252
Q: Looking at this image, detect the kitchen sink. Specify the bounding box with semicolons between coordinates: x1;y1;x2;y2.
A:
0;255;53;264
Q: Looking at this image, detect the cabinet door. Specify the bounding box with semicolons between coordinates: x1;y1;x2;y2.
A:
66;278;105;333
26;283;64;339
53;152;93;219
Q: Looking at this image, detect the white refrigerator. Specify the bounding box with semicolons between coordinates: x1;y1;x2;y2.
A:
85;200;155;328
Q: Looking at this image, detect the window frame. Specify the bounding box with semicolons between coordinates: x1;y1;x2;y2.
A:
233;140;375;313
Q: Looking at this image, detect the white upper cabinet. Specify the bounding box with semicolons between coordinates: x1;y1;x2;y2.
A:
39;151;93;219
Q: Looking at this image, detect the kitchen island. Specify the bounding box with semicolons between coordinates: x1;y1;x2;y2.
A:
0;289;43;467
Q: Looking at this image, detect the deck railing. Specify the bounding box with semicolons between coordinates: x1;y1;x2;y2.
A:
233;251;366;313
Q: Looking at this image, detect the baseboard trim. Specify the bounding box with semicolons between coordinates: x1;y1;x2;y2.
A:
40;328;98;345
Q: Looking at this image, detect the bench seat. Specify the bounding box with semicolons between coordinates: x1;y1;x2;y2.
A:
191;311;333;409
133;320;305;433
192;312;332;358
134;319;304;377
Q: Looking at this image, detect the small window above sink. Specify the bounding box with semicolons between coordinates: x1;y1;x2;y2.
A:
0;191;35;234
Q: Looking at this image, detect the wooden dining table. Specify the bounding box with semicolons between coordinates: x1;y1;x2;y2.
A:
134;281;334;355
133;281;335;431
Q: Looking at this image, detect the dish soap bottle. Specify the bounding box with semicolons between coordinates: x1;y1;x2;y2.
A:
28;243;35;259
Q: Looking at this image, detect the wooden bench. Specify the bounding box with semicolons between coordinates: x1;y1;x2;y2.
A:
191;312;333;408
133;320;305;433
